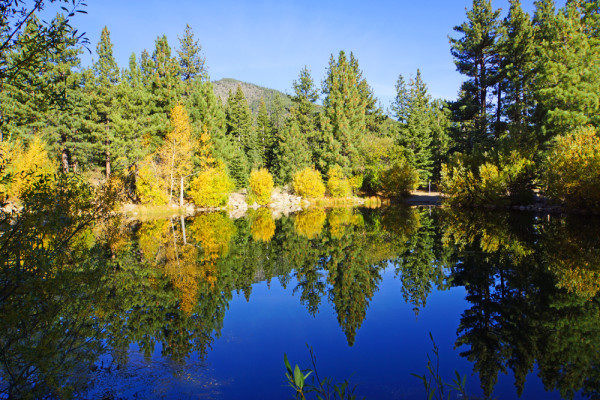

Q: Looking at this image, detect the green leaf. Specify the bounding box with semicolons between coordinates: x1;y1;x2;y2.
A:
294;365;304;389
284;353;292;375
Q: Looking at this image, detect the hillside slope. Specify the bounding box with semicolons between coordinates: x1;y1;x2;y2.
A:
212;78;293;114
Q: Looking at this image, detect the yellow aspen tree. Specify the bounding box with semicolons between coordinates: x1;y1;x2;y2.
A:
161;103;197;204
197;125;215;170
9;136;56;200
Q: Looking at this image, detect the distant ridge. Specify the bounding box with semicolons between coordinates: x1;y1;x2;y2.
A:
212;78;293;114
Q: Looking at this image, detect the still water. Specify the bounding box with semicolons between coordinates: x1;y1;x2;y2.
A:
1;206;599;399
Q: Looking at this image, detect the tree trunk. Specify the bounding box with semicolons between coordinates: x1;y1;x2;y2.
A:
180;176;184;207
181;214;187;245
61;133;70;173
105;123;111;179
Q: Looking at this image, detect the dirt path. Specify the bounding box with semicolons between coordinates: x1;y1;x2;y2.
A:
405;190;442;206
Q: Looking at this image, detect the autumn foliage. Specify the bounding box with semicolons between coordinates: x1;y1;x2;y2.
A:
541;126;600;209
293;167;325;198
326;165;352;198
188;164;234;207
380;159;419;198
1;137;56;201
248;168;274;205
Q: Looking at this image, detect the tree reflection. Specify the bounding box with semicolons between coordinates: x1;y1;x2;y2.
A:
5;201;600;398
441;209;600;398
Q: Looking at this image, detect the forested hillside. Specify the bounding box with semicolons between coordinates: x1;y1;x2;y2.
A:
212;78;293;114
0;0;598;210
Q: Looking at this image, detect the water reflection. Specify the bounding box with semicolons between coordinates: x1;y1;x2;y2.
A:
1;206;600;398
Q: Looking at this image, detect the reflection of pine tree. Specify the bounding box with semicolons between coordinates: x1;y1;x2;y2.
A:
393;209;447;314
324;223;383;346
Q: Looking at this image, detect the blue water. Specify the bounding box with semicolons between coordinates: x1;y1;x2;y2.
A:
87;266;576;399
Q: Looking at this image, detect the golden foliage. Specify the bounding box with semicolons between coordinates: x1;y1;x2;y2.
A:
189;213;236;258
248;168;274;205
542;126;600;209
197;125;215;170
189;213;236;289
380;159;419;198
294;208;326;239
327;165;352;198
2;136;56;200
250;208;276;242
188;163;234;207
441;151;534;206
293;167;326;198
136;155;169;205
328;208;362;239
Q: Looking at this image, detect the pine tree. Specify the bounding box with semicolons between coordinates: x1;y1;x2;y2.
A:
226;84;260;171
499;0;537;149
393;71;434;184
145;35;181;149
110;53;153;170
273;120;311;185
450;0;502;150
89;26;120;178
534;1;600;138
177;24;207;98
320;51;368;176
255;97;273;168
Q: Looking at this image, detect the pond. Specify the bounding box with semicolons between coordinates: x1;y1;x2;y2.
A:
1;206;598;399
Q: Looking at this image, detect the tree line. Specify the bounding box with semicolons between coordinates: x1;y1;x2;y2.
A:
0;0;598;208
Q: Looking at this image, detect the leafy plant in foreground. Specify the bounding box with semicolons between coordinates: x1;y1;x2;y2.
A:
284;346;362;400
412;333;468;400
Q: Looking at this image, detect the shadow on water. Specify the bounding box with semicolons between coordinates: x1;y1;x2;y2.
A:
1;202;600;398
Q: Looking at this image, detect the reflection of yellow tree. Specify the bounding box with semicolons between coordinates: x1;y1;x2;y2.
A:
294;209;326;239
138;219;171;264
544;221;600;298
553;266;600;298
251;208;275;242
328;208;363;239
189;213;236;288
138;219;202;314
165;241;199;315
440;209;533;261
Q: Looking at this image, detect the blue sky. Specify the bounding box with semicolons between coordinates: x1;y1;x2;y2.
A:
67;0;563;108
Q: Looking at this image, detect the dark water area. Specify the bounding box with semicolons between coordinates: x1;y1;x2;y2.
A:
1;206;599;399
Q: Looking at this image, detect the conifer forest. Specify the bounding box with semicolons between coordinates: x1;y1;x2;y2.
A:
1;0;600;399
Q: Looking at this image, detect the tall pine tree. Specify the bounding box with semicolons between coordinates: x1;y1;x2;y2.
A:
319;51;368;176
450;0;502;151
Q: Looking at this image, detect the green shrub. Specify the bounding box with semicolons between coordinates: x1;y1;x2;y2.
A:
248;168;274;205
380;159;420;198
542;126;600;209
326;165;352;198
293;167;325;198
349;174;363;195
189;164;235;207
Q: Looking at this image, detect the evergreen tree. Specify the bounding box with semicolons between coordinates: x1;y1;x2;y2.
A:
290;66;319;158
268;93;288;170
499;0;537;149
145;35;181;149
111;53;153;168
226;84;260;172
272;120;311;185
177;24;207;98
393;71;434;184
450;0;502;150
534;1;600;138
319;51;368;176
255;97;273;168
89;26;120;178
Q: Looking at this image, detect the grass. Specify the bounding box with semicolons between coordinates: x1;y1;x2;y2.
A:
120;203;191;220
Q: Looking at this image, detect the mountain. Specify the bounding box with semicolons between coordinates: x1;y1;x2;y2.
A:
212;78;293;114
